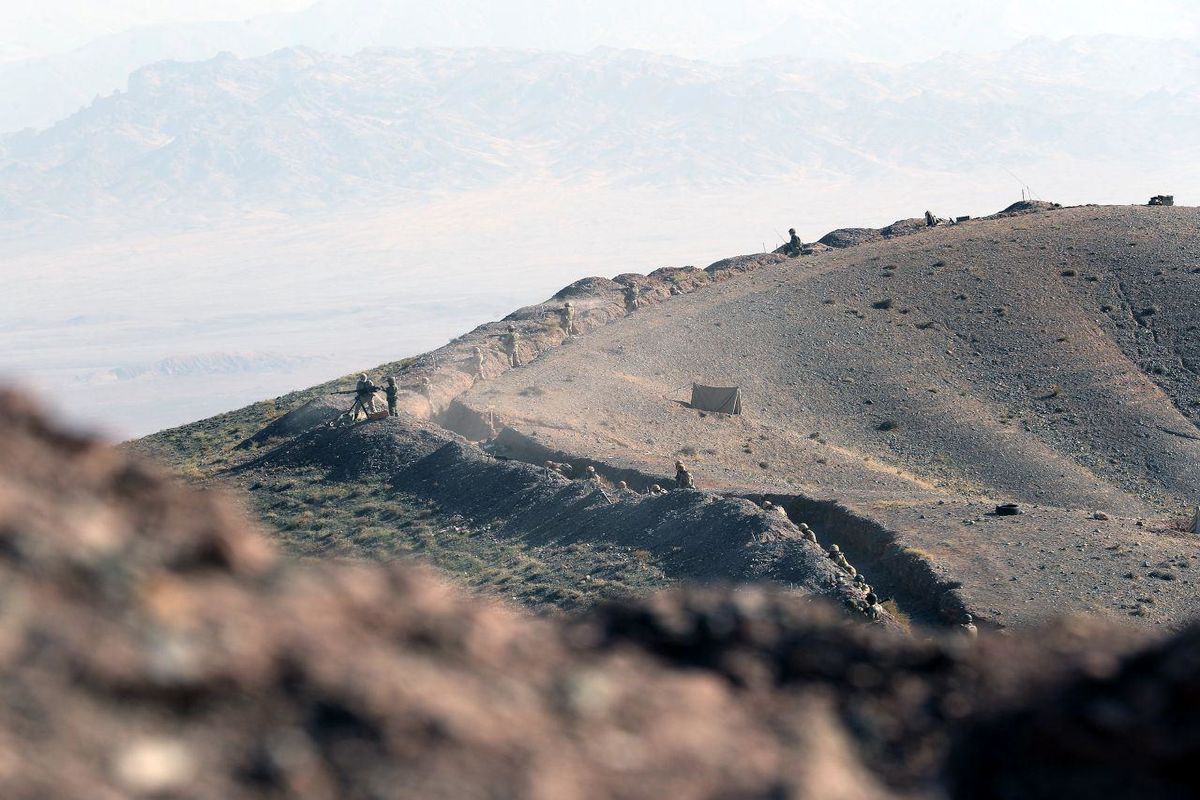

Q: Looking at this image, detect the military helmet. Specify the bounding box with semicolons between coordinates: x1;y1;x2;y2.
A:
866;592;878;605
789;228;796;234
386;376;396;385
617;481;628;489
829;544;841;553
565;301;573;307
586;465;596;473
652;484;662;492
962;613;973;623
358;373;368;381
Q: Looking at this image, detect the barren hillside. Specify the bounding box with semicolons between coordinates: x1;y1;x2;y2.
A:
133;202;1200;631
456;204;1200;627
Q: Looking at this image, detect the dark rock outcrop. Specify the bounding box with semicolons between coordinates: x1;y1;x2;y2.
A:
819;227;884;248
236;395;349;448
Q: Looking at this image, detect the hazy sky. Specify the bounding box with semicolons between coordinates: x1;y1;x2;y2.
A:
2;0;1197;63
3;0;1198;437
0;0;311;60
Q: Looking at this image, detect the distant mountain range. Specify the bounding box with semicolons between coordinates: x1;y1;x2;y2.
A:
1;37;1197;223
3;0;1197;133
89;352;311;383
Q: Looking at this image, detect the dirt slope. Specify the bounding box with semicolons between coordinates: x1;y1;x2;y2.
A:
243;411;864;602
11;388;1200;800
458;205;1200;628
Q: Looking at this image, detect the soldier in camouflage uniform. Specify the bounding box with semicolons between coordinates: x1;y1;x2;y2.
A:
504;325;522;367
561;302;577;336
624;284;640;312
350;373;379;420
471;346;486;379
786;228;803;257
827;544;853;572
864;592;884;621
959;612;979;638
385;376;399;417
674;461;695;490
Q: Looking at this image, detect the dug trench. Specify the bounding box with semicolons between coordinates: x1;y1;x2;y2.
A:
236;411;893;622
469;423;968;628
207;224;1013;628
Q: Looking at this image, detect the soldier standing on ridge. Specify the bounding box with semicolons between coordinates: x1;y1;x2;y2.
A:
675;460;695;490
561;302;577;336
350;373;379;420
624;284;640;312
471;346;486;379
385;376;399;417
504;325;522;367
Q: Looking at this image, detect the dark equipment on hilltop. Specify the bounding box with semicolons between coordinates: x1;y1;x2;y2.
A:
690;384;742;415
328;377;386;428
1148;195;1175;206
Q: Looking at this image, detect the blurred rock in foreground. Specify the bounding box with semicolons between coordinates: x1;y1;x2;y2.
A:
0;388;1195;799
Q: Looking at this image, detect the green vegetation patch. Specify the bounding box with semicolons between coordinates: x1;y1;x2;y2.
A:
238;465;673;612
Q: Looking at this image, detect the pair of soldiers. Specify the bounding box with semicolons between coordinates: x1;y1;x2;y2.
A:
349;373;400;420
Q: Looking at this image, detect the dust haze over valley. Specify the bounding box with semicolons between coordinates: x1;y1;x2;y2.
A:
2;1;1200;436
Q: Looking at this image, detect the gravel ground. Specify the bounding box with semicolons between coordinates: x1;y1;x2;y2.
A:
459;205;1200;628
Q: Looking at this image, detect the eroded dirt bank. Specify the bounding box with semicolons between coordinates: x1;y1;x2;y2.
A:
242;410;873;611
